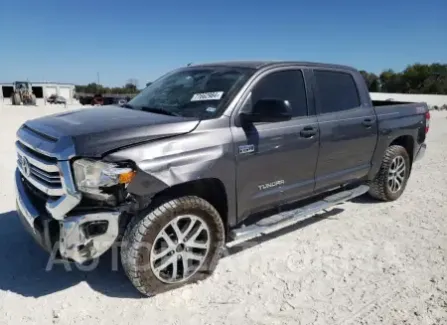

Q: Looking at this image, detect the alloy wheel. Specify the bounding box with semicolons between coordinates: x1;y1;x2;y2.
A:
150;215;210;284
387;156;406;193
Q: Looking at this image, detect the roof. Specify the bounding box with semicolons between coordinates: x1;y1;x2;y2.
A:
190;60;357;72
0;81;75;86
30;82;75;86
190;61;274;69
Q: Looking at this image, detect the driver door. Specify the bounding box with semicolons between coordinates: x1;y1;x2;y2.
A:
230;68;320;221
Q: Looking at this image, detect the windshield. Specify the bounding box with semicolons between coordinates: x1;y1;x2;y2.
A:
15;82;30;89
127;67;255;119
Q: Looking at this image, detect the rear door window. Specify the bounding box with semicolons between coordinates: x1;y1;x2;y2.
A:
314;70;360;114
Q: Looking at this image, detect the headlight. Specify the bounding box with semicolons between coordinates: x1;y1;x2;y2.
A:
73;159;135;193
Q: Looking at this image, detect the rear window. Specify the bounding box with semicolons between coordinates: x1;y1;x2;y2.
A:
314;70;360;114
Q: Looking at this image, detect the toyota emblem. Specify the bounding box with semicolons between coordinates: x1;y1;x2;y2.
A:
21;156;31;177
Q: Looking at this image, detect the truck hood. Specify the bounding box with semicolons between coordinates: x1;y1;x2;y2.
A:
24;105;200;157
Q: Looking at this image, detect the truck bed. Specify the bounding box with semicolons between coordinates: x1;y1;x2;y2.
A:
372;99;415;106
373;100;428;118
368;99;428;181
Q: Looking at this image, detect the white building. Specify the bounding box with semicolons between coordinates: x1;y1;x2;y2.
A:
0;81;75;105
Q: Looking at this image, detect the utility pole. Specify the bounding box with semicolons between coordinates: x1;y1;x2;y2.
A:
97;72;100;85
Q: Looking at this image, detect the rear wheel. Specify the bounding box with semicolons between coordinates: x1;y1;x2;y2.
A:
120;196;225;296
368;145;411;201
11;93;21;105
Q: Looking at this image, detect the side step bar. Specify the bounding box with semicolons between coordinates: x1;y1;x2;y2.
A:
226;185;369;247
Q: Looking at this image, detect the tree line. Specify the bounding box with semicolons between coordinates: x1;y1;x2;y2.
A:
74;63;447;95
359;63;446;94
74;81;141;95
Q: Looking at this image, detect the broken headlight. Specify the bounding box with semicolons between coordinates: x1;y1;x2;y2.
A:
72;159;135;193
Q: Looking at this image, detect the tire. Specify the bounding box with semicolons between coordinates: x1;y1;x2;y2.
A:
11;93;20;105
368;145;411;201
121;196;225;296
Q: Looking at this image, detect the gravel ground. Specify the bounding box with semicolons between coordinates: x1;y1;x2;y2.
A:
0;102;446;325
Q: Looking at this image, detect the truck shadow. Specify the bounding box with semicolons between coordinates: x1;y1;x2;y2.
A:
0;206;342;299
0;210;142;299
350;194;381;204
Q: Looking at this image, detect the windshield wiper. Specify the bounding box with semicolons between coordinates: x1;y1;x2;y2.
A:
140;106;181;117
122;104;181;117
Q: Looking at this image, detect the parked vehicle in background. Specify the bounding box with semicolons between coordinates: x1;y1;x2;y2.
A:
78;94;132;106
78;94;92;105
11;81;37;106
91;94;104;105
117;98;128;106
14;61;429;296
46;95;67;104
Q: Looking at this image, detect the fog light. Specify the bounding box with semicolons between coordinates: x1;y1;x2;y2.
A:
83;221;109;238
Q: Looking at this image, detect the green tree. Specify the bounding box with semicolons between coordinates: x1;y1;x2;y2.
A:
124;83;138;93
75;81;143;95
378;63;447;94
401;63;447;94
360;70;381;92
379;69;404;93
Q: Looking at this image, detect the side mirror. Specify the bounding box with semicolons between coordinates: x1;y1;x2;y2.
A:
242;98;292;123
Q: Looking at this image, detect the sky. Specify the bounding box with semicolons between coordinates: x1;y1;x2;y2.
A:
0;0;445;87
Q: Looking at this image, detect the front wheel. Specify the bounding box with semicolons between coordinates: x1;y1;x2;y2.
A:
30;94;36;105
368;145;411;201
120;196;225;296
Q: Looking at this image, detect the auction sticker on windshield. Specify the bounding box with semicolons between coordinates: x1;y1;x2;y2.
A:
191;91;224;101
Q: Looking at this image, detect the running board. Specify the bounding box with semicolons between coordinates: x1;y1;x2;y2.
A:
226;185;369;247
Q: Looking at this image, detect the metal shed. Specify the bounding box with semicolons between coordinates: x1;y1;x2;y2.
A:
0;81;75;105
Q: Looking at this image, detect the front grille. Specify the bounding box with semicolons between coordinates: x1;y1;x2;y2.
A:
29;164;61;185
16;141;64;196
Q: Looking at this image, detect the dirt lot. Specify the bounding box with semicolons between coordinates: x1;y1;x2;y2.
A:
0;102;446;325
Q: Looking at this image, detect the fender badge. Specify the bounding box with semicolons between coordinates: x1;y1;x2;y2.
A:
239;144;255;154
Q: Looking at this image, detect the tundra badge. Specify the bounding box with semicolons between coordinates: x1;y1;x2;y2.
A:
258;180;285;191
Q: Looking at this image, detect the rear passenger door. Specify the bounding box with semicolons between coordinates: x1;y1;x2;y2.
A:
232;68;320;220
312;69;378;191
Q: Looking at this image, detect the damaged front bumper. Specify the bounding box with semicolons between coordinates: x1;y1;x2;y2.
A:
15;169;121;263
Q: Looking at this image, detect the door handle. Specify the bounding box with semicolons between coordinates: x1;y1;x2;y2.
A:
300;126;317;138
362;118;375;127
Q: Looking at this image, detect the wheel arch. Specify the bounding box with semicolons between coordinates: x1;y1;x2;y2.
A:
388;135;415;172
132;178;230;235
368;133;416;180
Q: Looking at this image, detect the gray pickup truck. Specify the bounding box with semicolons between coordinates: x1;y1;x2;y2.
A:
15;61;429;296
